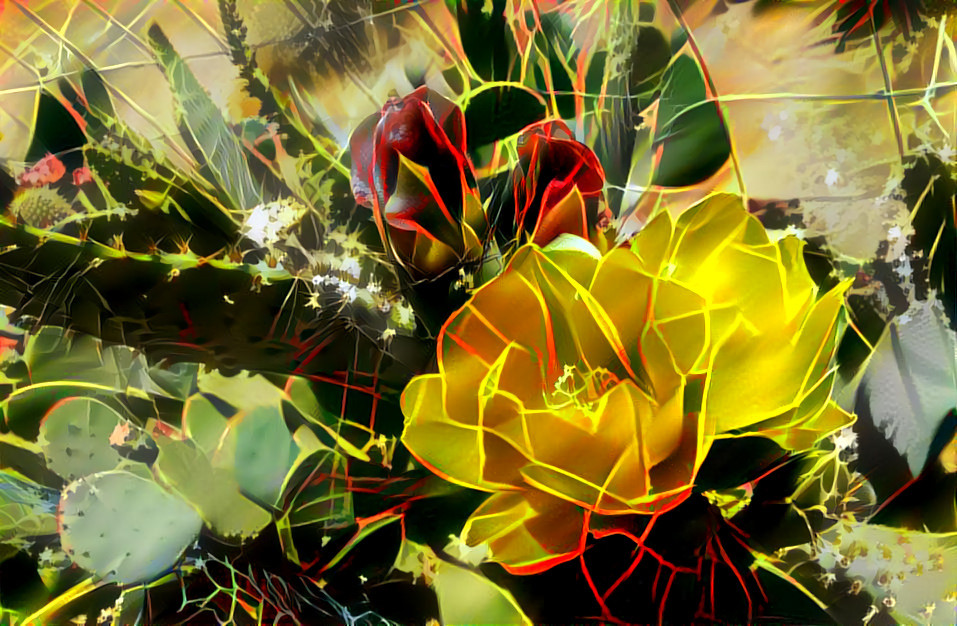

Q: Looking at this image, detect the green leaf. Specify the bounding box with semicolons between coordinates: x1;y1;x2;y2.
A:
862;301;957;476
219;404;298;508
451;0;512;82
153;436;270;540
181;394;229;456
37;398;130;481
283;446;352;530
276;428;351;564
197;369;286;411
286;377;375;461
630;26;672;107
324;513;402;571
133;361;199;401
0;469;58;541
79;69;115;121
433;562;531;625
534;12;578;119
23;327;131;389
652;55;731;187
464;84;547;151
59;470;202;584
147;24;260;211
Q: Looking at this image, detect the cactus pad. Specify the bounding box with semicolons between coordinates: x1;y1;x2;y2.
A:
59;470;202;584
38;398;130;480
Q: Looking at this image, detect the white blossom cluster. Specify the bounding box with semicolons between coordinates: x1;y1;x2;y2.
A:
243;198;306;248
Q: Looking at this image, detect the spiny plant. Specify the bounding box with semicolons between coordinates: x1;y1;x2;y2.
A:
0;1;954;624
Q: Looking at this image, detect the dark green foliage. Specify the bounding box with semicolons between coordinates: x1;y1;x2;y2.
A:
1;3;951;624
464;85;547;151
451;0;512;82
903;153;956;329
25;93;86;171
0;220;421;387
652;55;731;187
630;26;672;108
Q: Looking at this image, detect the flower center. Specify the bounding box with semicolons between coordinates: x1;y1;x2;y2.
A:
548;362;617;412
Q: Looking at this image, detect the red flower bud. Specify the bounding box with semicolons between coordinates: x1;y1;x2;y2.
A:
349;87;487;278
511;120;612;248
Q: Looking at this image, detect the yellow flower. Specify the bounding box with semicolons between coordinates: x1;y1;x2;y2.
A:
401;193;854;574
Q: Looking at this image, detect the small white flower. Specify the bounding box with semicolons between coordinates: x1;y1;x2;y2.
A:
768;126;782;141
887;226;901;240
341;256;362;279
825;169;840;187
830;427;858;452
936;143;956;163
243;199;303;248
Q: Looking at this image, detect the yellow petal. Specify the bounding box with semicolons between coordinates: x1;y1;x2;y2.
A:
706;280;848;433
777;236;816;321
588;248;656;372
440;270;551;423
652;280;709;374
483;343;547;413
540;234;602;287
401;375;490;490
521;383;643;512
749;399;854;451
667;194;790;333
513;246;642;389
464;490;584;575
629;209;675;275
671;194;763;268
744;371;854;450
518;380;697;515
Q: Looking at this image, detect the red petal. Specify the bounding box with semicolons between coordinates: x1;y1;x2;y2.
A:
349;113;381;208
423;88;467;150
532;184;590;245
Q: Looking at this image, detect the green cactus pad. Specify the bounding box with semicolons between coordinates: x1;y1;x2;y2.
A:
154;436;270;540
816;522;957;623
59;470;202;584
181;394;229;455
196;369;285;411
220;404;299;508
38;398;130;480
